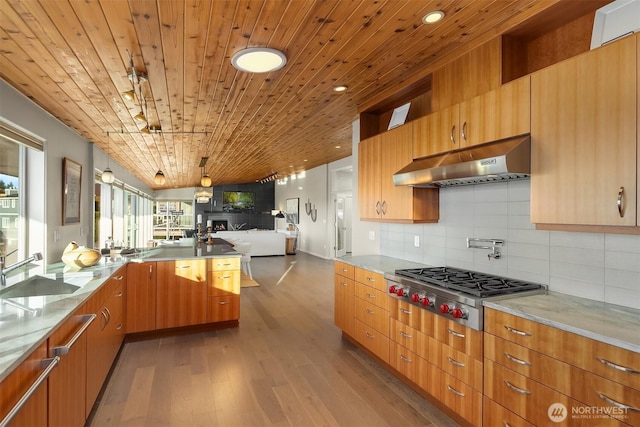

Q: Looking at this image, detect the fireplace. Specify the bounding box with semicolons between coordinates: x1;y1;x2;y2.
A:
211;220;228;231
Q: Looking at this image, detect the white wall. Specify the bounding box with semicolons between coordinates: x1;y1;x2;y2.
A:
1;80;152;262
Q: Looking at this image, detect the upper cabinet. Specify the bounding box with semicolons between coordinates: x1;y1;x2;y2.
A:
413;77;531;159
531;35;638;228
359;124;439;223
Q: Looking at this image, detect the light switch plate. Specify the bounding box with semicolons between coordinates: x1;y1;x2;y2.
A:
414;235;420;247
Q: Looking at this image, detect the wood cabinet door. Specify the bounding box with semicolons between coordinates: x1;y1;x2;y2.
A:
48;309;91;427
156;259;207;329
0;341;48;427
126;261;156;333
358;135;382;219
379;124;415;220
531;36;637;226
459;76;531;148
413;104;460;158
334;274;355;335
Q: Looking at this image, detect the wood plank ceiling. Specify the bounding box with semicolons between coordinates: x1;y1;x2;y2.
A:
0;0;594;189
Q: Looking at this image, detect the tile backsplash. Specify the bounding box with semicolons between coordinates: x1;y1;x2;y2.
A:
380;180;640;310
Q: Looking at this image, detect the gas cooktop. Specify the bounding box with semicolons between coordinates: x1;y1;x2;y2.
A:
394;266;544;298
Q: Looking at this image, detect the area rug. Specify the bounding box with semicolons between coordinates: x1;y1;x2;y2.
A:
240;272;260;288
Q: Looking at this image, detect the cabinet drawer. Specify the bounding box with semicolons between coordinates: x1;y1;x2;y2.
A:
334;261;355;279
207;296;240;323
435;316;482;361
390;341;417;382
209;257;240;271
209;269;240;296
417;356;442;401
485;360;626;426
355;297;389;336
389;299;422;330
484;396;535;427
486;308;640;391
390;317;419;353
441;343;483;391
354;268;385;292
354;319;389;363
355;282;389;310
439;371;482;427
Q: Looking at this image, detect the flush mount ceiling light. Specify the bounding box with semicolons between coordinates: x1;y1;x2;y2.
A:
231;47;287;73
333;85;348;92
422;10;445;24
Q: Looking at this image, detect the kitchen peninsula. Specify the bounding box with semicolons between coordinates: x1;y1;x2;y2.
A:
0;239;241;426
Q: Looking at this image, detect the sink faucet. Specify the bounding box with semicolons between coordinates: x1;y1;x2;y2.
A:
1;251;43;286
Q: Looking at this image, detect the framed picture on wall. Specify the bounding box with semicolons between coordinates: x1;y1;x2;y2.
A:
286;198;299;224
63;157;82;225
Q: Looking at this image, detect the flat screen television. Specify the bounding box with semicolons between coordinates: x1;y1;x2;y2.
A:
222;191;255;212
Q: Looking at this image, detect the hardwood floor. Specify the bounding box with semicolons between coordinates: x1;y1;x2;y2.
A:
88;253;459;427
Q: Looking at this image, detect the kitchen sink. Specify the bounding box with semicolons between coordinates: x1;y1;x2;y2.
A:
0;275;80;299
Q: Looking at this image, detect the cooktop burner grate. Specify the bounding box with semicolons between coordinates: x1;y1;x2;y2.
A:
394;267;543;298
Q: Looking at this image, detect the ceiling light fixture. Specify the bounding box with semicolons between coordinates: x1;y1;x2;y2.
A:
199;157;212;187
231;47;287;73
154;170;166;185
333;85;348;92
134;85;146;122
422;10;445;24
258;172;278;184
101;131;115;184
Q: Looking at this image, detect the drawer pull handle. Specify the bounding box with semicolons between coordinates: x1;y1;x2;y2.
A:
617;187;624;217
446;384;464;397
114;275;124;280
218;301;229;305
505;353;532;366
341;282;348;287
52;314;96;356
366;293;375;299
504;325;532;337
375;201;381;215
116;291;123;297
341;268;348;272
366;277;375;282
504;380;531;395
365;332;376;339
400;331;413;339
400;308;412;314
116;323;123;330
450;125;456;145
595;391;640;413
217;275;231;279
447;356;465;367
0;356;60;427
503;423;512;427
596;357;640;374
447;328;465;339
366;308;375;315
400;354;412;363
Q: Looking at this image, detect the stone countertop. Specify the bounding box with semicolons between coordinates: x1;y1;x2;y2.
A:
484;292;640;354
335;255;428;275
0;242;241;383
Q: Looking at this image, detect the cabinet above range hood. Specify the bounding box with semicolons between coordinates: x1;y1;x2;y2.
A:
393;135;531;187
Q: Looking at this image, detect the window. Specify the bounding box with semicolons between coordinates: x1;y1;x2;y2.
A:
153;200;194;239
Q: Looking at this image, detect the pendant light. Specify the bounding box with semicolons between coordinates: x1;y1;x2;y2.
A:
133;84;146;122
199;157;212;187
101;132;115;184
154;170;166;185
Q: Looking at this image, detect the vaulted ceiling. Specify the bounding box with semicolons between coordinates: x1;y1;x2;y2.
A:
0;0;605;189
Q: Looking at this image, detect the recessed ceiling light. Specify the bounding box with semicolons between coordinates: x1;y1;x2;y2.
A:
333;85;348;92
231;47;287;73
335;145;341;149
422;10;445;24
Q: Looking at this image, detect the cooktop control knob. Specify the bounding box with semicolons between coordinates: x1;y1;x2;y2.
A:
410;293;421;303
421;295;434;307
452;307;467;319
396;287;408;297
388;285;398;294
439;303;453;314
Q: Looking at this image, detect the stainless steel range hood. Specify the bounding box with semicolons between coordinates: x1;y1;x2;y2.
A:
393;135;531;187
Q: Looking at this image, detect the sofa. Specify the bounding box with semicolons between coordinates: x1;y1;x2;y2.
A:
213;230;286;256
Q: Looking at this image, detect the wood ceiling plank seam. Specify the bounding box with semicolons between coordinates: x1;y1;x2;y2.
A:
129;0;178;181
0;26;108;149
206;0;345;168
67;0;159;174
157;0;187;180
100;0;169;185
183;0;213;182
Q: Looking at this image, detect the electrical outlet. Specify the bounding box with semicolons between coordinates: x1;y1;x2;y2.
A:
414;235;420;247
368;231;375;241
